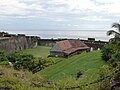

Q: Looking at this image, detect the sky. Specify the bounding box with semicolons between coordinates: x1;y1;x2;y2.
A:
0;0;120;30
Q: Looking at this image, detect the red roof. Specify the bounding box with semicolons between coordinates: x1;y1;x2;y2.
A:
56;39;89;55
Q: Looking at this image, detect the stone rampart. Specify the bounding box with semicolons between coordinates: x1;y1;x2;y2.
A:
0;35;38;53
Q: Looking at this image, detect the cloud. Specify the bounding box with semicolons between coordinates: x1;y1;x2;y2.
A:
0;0;45;18
0;0;120;19
95;0;120;4
0;0;120;30
67;24;79;27
48;0;120;15
48;17;66;22
79;16;110;21
73;24;79;27
48;0;97;13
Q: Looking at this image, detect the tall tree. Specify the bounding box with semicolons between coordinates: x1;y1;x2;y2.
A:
107;23;120;52
104;22;120;67
106;23;120;89
107;23;120;37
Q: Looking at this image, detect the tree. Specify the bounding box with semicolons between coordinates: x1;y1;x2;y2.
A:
107;23;120;46
107;22;120;52
107;23;120;36
105;22;120;66
102;47;113;62
0;32;8;37
101;22;120;90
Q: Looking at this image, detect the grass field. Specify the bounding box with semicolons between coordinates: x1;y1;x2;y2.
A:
39;51;107;83
0;46;110;89
21;46;51;58
21;46;107;84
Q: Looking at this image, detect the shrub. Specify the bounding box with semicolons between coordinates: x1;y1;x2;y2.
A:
7;52;54;73
0;50;8;64
102;47;113;62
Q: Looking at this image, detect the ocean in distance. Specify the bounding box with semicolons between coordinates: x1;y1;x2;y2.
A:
4;30;111;41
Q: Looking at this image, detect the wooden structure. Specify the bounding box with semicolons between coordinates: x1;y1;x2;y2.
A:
50;39;90;57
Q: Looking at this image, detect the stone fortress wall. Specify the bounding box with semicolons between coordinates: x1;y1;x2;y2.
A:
0;32;107;53
38;38;107;51
0;34;38;52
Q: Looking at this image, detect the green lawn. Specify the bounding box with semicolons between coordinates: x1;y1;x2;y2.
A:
39;51;107;83
0;46;109;89
21;46;107;84
21;46;51;58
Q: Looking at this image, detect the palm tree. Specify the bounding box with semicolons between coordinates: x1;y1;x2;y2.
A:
107;23;120;45
105;23;120;89
107;23;120;37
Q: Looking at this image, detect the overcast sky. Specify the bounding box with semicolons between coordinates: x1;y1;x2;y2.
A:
0;0;120;30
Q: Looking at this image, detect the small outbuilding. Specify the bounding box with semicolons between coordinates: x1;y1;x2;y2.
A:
50;39;90;57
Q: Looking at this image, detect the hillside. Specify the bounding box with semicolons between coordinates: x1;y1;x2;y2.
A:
39;51;107;83
21;46;107;83
0;46;109;90
0;66;55;90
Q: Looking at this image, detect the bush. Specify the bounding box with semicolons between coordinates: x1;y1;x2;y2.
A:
102;47;113;62
0;50;8;64
7;52;54;73
13;54;34;70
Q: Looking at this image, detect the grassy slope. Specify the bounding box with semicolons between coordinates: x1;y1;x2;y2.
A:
0;46;108;89
39;51;107;83
21;46;107;84
20;46;51;58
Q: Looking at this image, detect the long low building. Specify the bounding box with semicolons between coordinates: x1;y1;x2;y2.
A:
50;39;90;57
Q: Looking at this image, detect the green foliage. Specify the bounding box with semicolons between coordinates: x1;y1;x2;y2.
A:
102;46;113;62
100;22;120;89
13;53;34;71
102;42;120;69
102;35;120;67
0;66;54;90
7;52;34;62
26;57;54;74
0;50;8;64
0;46;55;73
0;47;110;90
7;52;55;74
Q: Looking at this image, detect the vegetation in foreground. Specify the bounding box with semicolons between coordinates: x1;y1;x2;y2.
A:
102;22;120;89
0;51;55;74
0;65;57;90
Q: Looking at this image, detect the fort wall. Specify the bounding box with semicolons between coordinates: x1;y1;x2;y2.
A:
0;33;108;53
0;35;38;53
38;39;108;50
